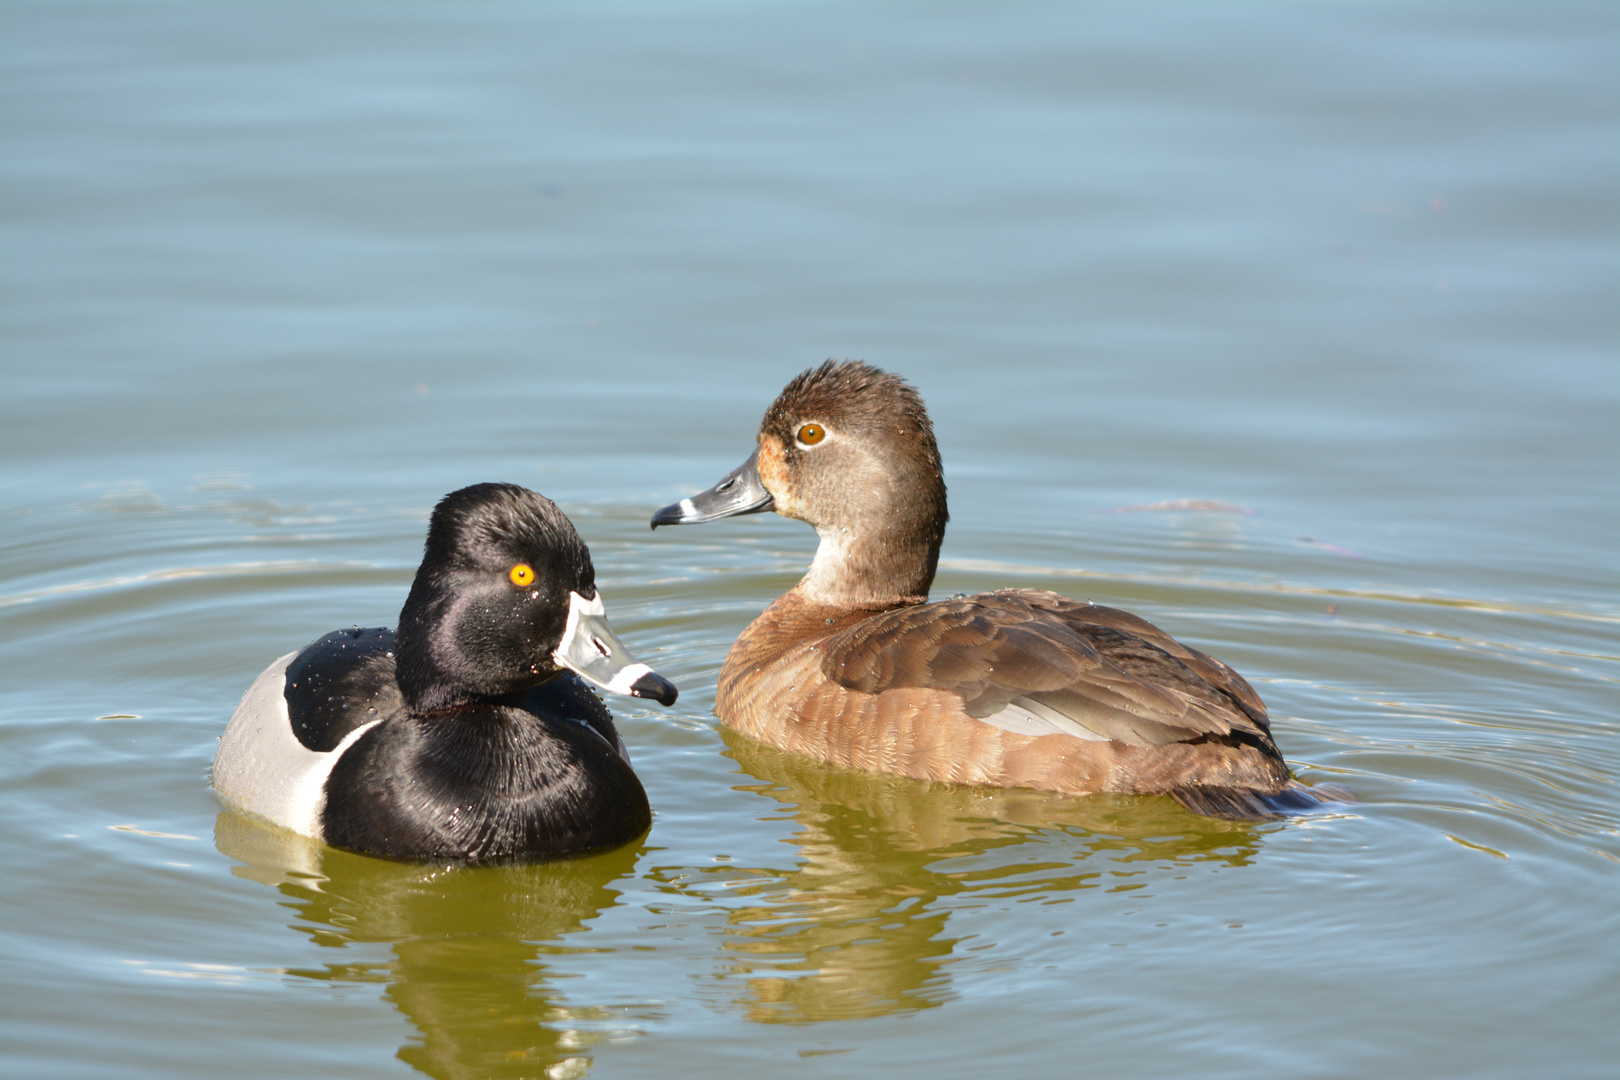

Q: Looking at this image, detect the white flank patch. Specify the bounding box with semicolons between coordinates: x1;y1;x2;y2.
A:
212;651;381;839
975;696;1110;741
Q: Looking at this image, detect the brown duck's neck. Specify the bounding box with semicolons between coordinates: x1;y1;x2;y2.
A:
792;520;941;609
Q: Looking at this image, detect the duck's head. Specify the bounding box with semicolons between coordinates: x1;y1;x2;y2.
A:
396;483;677;712
653;361;948;606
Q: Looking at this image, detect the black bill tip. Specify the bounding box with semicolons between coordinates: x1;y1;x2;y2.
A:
629;671;678;707
650;450;775;529
650;500;689;529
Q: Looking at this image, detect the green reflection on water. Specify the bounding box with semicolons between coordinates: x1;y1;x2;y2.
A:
216;811;641;1080
217;743;1272;1075
667;734;1266;1025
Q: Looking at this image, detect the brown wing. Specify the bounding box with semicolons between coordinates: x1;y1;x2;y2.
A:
819;589;1273;749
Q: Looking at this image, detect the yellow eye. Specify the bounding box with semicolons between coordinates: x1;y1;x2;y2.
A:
509;564;535;587
797;423;825;446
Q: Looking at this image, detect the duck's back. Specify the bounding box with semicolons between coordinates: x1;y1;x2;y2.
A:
823;590;1273;744
717;589;1293;810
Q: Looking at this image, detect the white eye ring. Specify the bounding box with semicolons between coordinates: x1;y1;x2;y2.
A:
795;422;827;448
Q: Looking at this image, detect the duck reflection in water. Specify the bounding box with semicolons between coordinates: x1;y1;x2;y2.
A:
692;734;1267;1025
217;754;1278;1059
215;810;640;1080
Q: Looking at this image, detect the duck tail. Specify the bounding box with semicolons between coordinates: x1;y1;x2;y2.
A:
1170;779;1356;821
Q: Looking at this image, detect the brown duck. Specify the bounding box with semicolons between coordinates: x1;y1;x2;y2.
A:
652;360;1343;819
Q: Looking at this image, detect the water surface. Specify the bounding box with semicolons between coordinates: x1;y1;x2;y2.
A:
3;3;1616;1078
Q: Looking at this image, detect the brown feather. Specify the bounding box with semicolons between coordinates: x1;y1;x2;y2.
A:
689;361;1342;819
718;591;1294;800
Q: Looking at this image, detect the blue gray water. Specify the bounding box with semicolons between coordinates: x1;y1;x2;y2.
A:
3;3;1616;1078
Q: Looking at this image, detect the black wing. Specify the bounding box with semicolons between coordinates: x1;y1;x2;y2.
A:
285;628;406;752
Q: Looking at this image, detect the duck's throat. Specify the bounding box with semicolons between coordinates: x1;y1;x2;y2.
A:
795;523;939;608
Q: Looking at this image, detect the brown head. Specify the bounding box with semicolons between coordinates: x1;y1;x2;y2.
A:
653;360;949;607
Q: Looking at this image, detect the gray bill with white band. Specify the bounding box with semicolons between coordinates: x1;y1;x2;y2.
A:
553;590;678;706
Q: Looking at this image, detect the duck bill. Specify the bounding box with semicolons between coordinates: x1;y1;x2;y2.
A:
650;449;775;527
552;591;678;706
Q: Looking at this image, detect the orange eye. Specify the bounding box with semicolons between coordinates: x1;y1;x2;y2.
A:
509;564;535;587
797;423;825;446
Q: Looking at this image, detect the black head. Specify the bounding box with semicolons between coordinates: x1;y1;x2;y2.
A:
395;484;675;712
